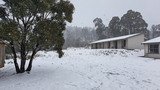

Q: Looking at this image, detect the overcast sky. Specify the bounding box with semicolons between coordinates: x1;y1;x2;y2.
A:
68;0;160;28
0;0;160;28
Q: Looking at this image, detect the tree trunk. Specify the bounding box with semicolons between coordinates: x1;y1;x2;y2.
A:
10;42;20;73
26;49;36;72
26;43;39;72
20;42;26;73
20;59;26;73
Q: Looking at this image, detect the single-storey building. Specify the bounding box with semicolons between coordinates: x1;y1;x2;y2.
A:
0;40;5;68
90;33;144;49
142;36;160;59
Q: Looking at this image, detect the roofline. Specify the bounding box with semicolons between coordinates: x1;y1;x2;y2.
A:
90;33;143;44
89;38;126;44
142;42;160;44
142;36;160;44
126;33;143;39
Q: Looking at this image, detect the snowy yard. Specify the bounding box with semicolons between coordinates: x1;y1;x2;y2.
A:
0;48;160;90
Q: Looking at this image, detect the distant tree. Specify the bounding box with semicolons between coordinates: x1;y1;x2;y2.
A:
63;26;97;48
0;0;74;73
108;16;121;37
93;18;106;40
150;24;160;38
104;27;110;38
120;10;148;35
144;29;150;40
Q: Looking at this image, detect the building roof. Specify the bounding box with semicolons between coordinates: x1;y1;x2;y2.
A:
142;36;160;44
91;33;141;44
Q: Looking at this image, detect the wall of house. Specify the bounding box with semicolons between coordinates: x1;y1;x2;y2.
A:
101;43;104;48
127;34;144;49
109;40;123;49
144;44;148;54
0;44;5;68
91;43;102;49
104;42;109;48
144;44;160;59
91;40;124;49
91;42;109;49
91;44;96;49
91;43;97;49
98;43;102;49
91;34;144;49
111;41;114;48
117;40;122;49
91;42;110;49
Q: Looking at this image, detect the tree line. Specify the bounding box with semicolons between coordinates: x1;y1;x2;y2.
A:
62;10;160;48
63;26;98;48
93;10;149;40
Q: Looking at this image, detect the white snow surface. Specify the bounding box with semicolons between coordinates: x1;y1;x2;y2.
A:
0;48;160;90
143;36;160;44
91;33;140;44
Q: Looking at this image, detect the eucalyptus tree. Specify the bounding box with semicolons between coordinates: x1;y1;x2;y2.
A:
0;0;74;73
108;16;121;37
93;18;106;40
120;10;148;35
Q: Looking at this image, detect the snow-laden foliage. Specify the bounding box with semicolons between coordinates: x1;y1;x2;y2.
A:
0;0;74;73
93;18;108;40
93;10;149;39
150;24;160;39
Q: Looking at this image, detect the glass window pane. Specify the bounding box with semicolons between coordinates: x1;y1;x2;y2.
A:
149;44;159;54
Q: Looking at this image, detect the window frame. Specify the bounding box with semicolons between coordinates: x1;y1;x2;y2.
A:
148;44;159;54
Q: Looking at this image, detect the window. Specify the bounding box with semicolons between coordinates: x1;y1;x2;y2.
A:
149;44;159;54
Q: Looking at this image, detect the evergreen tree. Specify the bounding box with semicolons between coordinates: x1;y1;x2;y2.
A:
63;26;97;48
108;16;121;37
93;18;106;40
0;0;74;73
151;24;160;38
120;10;148;35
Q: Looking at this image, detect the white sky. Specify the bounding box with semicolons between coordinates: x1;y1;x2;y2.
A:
68;0;160;28
0;0;160;28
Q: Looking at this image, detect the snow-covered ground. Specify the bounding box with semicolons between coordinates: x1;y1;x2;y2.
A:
0;48;160;90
